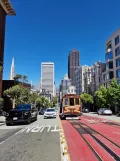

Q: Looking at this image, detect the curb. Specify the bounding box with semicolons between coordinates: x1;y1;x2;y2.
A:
0;123;5;126
59;122;71;161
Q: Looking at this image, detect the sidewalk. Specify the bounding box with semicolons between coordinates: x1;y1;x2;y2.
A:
0;116;5;125
83;112;120;123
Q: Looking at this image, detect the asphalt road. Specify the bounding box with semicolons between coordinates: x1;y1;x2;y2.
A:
0;115;61;161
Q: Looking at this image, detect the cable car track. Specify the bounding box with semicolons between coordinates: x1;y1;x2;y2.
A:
69;120;120;161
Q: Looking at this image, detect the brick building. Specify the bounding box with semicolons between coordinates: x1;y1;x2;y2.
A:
0;0;15;96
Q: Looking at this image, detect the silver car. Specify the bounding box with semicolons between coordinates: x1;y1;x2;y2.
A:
44;108;57;119
98;108;112;115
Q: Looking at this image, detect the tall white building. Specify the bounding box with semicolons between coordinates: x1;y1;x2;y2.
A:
75;65;89;94
41;62;54;97
9;57;15;80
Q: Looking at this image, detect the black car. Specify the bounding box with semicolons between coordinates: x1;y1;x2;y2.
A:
39;109;45;115
6;104;38;126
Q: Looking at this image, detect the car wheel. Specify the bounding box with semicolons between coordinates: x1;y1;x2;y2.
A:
35;117;37;121
6;123;11;126
27;117;31;124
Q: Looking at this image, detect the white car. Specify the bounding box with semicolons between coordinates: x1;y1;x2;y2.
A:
98;108;112;115
44;108;57;119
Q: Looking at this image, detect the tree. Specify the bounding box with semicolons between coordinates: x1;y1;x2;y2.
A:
4;85;23;108
107;79;120;112
18;87;30;104
37;97;49;109
29;93;39;104
14;74;22;81
36;97;42;110
94;86;108;108
0;98;3;111
0;66;3;72
22;75;28;86
51;96;58;107
80;93;94;104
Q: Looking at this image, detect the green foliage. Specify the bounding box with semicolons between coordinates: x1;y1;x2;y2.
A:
80;93;94;104
4;85;30;106
0;66;3;72
95;79;120;111
29;93;39;104
94;86;108;108
14;74;28;86
51;96;58;107
3;84;57;110
0;98;3;103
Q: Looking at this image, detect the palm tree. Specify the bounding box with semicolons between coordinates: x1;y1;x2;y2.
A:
22;75;28;85
14;74;22;85
14;74;22;81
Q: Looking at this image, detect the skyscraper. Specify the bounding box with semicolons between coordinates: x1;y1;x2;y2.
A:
41;62;54;97
68;49;80;86
9;57;15;80
0;0;15;96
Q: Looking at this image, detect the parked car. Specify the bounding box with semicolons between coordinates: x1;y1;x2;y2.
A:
5;104;38;126
44;108;57;119
98;108;112;115
82;108;89;113
39;109;45;115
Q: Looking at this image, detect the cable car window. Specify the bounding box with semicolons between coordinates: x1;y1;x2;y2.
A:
70;98;74;106
75;98;79;105
65;98;69;106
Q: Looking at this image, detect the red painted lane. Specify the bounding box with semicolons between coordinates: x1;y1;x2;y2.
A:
83;134;115;161
79;119;120;147
93;134;120;157
62;120;98;161
82;115;120;126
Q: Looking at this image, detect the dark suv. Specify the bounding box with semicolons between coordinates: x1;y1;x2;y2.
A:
6;104;38;126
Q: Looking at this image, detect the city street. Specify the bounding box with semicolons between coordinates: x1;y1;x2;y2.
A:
0;115;61;161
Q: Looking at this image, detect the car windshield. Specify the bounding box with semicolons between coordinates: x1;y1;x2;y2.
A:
15;104;31;110
46;109;55;112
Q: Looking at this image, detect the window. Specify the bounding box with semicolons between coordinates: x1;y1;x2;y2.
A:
64;98;69;106
70;98;74;106
99;77;100;82
106;62;109;69
115;36;119;45
116;69;120;78
109;71;114;79
105;52;113;60
75;98;79;105
115;47;120;56
116;58;120;67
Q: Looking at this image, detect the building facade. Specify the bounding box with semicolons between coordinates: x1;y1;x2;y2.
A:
0;0;15;96
41;62;54;97
102;28;120;87
75;65;89;94
59;74;71;101
67;86;76;94
68;49;80;86
54;82;56;96
83;61;106;95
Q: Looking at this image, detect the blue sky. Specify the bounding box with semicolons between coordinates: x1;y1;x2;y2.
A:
3;0;120;87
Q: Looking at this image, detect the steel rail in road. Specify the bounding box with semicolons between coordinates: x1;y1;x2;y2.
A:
69;120;120;161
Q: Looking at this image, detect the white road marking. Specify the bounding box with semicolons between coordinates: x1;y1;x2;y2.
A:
113;132;120;135
16;125;60;133
0;141;4;144
31;125;43;132
51;125;60;132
